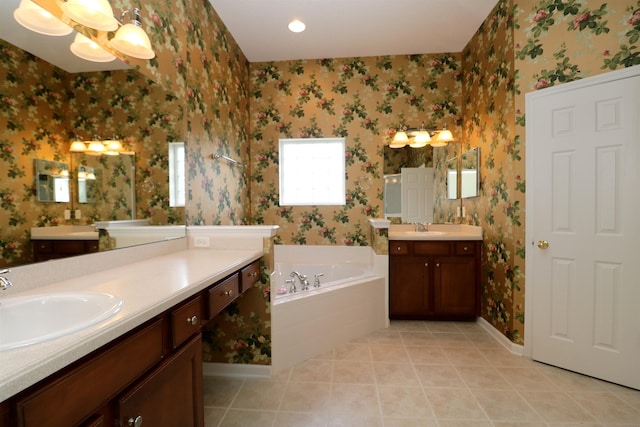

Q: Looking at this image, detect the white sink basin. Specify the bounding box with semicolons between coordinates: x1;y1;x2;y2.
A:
391;231;445;237
0;292;123;351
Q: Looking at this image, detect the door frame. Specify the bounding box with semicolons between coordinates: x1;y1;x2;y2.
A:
523;64;640;358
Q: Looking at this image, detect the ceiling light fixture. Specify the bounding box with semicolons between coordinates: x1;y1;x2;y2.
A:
70;32;117;62
390;124;455;149
13;0;73;36
288;19;306;33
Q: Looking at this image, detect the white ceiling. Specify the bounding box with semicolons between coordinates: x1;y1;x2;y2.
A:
209;0;501;62
0;0;499;72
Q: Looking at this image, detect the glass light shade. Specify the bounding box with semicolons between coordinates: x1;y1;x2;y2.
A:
77;170;87;179
437;129;454;142
87;172;96;180
70;33;117;62
410;130;431;147
13;0;73;36
88;140;106;153
109;23;155;59
61;0;118;31
105;139;123;151
392;131;409;143
389;141;406;149
288;19;306;33
70;140;87;152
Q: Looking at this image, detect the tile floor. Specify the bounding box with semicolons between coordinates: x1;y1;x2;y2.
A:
203;321;640;427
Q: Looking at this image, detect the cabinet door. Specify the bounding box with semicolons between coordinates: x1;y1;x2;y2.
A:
389;256;430;318
118;335;204;427
433;256;477;317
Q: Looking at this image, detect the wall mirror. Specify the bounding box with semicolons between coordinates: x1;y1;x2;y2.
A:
0;35;186;268
35;159;70;203
460;147;480;199
383;145;434;220
446;157;458;200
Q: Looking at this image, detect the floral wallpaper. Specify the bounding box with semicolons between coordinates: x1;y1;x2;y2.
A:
0;41;183;268
249;55;463;245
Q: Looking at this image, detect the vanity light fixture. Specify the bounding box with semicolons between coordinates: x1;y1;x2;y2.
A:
108;8;155;60
70;137;125;155
70;32;117;62
390;124;455;149
60;0;119;31
288;19;306;33
70;139;88;152
13;0;73;36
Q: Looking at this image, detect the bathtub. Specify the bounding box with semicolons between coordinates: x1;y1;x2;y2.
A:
271;245;387;373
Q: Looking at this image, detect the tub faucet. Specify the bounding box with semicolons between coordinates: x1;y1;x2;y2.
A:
0;269;12;290
290;271;309;291
313;273;324;288
285;278;296;293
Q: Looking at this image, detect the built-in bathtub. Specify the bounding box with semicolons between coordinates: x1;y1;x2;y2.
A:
271;245;386;373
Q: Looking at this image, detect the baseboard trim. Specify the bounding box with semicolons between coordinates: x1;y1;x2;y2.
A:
203;362;271;379
477;317;524;356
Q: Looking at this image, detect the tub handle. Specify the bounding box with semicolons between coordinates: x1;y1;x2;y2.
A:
314;273;324;288
285;278;296;293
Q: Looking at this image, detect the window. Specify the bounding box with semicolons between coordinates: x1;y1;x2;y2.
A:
279;137;346;206
168;142;185;207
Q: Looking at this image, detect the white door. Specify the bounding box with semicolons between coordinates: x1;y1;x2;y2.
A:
525;67;640;390
401;167;433;224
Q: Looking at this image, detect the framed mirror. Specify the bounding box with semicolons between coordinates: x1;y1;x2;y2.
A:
35;159;70;203
460;147;480;199
446;157;458;200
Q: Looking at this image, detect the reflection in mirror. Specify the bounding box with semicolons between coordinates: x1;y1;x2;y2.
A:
446;157;458;200
35;159;70;202
77;165;100;204
461;147;480;199
383;174;401;219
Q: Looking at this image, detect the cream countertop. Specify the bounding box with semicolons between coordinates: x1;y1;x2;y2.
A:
388;223;483;241
0;246;262;402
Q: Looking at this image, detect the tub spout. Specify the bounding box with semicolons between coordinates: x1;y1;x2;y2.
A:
290;271;309;291
314;273;324;288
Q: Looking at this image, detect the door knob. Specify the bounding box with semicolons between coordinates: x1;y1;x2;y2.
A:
537;240;549;249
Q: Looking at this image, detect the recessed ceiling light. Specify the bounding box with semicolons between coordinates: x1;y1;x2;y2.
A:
288;19;306;33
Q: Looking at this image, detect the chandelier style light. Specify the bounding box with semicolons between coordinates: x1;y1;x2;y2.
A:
13;0;73;36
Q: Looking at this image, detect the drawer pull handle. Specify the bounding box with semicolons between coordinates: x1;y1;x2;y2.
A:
186;315;198;326
250;272;258;278
222;289;233;297
463;246;468;251
436;263;440;267
424;263;428;267
128;416;143;427
397;246;401;251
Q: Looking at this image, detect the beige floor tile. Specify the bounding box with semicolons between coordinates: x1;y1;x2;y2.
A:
400;331;438;346
472;389;543;422
383;418;438;427
333;342;372;362
370;344;409;363
406;346;450;365
388;320;430;332
329;383;380;417
373;362;420;387
218;409;277;427
481;348;537;367
203;376;244;407
466;332;505;348
442;347;492;366
571;391;640;424
431;332;474;347
332;360;375;384
203;407;226;427
377;386;434;418
230;380;287;410
414;364;467;388
273;411;328;427
279;381;332;413
423;321;462;333
423;388;487;420
289;359;333;382
366;329;404;345
537;365;610;392
437;421;493;427
519;391;598;423
498;367;558;391
456;366;513;389
327;414;383;426
492;423;548;427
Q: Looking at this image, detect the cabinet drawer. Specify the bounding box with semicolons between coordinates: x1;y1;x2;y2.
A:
455;242;476;255
240;260;260;293
33;241;52;253
85;241;100;253
208;273;240;318
414;241;451;256
170;296;203;349
16;319;163;427
389;241;410;255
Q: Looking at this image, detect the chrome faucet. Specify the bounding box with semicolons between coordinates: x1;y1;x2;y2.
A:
313;273;324;288
414;222;431;232
0;269;13;290
290;271;310;291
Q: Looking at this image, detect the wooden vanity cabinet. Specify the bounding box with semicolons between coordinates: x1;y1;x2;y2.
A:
32;239;99;262
389;240;480;320
3;258;262;427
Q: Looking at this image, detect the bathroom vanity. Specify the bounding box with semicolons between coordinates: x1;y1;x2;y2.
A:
388;224;482;320
30;225;99;262
0;244;262;427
